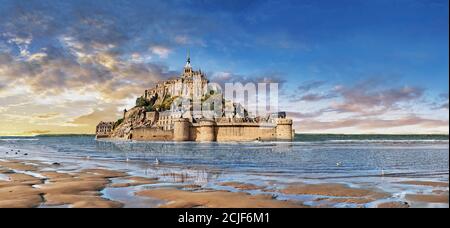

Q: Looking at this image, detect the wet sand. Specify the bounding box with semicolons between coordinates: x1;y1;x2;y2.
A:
377;202;410;208
281;183;390;203
0;159;448;208
136;188;306;208
219;182;265;191
406;193;449;204
0;159;304;208
0;160;124;208
109;176;159;188
397;181;449;188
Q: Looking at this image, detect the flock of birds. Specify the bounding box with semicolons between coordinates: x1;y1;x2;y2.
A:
5;149;28;156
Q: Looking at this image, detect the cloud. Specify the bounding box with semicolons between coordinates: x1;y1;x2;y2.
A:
291;92;336;102
210;71;286;90
287;109;330;119
286;78;447;133
69;105;121;127
296;115;449;132
174;35;189;44
150;45;171;59
34;112;60;119
297;80;326;93
437;102;449;110
288;80;334;102
0;0;210;100
439;93;449;99
174;35;207;47
432;92;449;110
0;42;175;100
331;79;425;116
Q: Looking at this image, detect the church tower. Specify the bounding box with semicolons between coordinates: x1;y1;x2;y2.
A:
183;50;193;78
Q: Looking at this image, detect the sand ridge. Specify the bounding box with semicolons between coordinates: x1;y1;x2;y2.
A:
136;188;306;208
0;160;127;208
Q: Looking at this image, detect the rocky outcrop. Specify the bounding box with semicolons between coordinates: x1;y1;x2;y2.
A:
110;107;151;139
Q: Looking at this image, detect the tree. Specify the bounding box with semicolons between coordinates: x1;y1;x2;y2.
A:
135;96;149;107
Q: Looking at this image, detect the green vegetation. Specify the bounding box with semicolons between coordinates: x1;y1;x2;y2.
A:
201;91;226;111
135;96;149;107
136;95;158;112
113;118;124;129
145;105;155;112
201;90;220;103
155;95;179;111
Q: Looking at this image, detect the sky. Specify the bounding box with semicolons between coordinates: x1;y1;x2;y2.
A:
0;0;448;135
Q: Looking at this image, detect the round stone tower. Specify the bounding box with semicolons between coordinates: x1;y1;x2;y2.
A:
173;118;191;141
276;119;293;141
197;119;216;142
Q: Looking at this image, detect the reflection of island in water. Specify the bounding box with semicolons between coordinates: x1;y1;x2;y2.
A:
95;139;295;185
96;55;294;142
95;140;225;185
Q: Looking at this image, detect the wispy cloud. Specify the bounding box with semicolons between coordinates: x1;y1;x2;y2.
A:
150;45;171;59
34;112;60;119
432;92;449;110
287;109;330;119
291;93;337;102
296;115;448;132
331;79;425;116
210;71;286;89
297;80;326;93
69;105;120;127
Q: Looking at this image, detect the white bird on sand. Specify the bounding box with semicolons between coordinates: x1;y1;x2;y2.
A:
155;158;161;165
126;157;130;162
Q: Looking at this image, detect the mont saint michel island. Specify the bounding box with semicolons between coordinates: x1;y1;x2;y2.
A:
0;0;448;211
96;55;294;142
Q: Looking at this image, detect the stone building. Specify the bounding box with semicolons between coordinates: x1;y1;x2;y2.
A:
157;111;177;131
95;121;114;138
96;54;295;142
144;53;208;105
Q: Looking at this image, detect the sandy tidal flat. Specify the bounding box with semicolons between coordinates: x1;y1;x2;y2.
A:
0;159;448;208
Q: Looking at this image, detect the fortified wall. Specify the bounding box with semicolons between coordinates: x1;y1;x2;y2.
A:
130;118;294;142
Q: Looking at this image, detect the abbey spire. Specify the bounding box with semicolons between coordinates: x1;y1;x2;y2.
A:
185;49;191;68
183;49;193;77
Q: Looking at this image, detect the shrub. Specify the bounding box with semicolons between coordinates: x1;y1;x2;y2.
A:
158;95;179;111
135;96;149;107
113;118;124;129
145;105;155;112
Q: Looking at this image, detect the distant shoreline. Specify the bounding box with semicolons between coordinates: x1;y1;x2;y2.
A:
0;134;95;137
0;133;448;141
294;134;449;142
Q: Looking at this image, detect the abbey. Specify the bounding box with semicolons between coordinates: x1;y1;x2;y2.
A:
96;55;294;142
